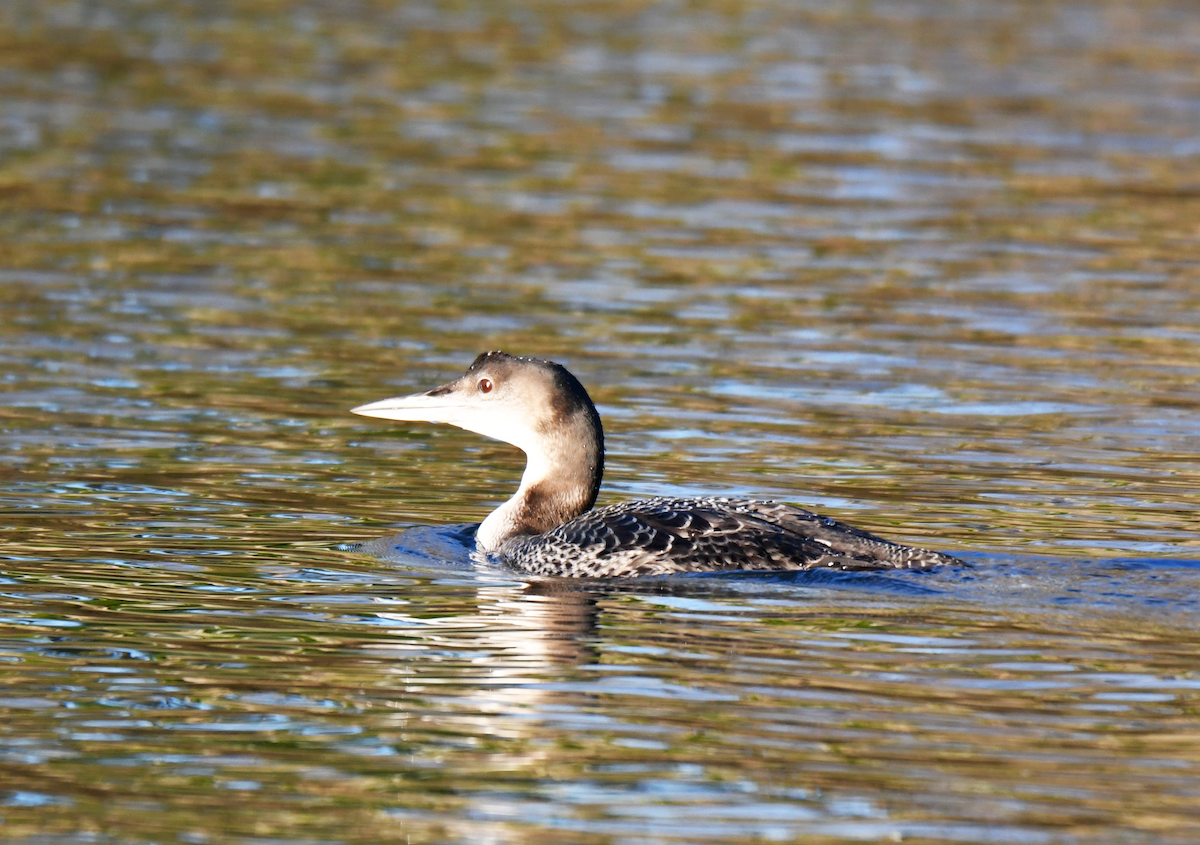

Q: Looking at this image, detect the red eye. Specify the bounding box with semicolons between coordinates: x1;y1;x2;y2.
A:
478;378;493;394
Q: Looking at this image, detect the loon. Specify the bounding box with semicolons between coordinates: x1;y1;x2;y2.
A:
352;351;964;578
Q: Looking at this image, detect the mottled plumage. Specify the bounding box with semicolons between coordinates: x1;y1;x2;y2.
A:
497;496;960;577
352;351;964;578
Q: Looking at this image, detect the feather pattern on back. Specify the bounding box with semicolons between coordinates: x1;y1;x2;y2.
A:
494;496;963;577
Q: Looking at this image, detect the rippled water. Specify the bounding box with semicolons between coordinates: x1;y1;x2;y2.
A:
3;0;1200;842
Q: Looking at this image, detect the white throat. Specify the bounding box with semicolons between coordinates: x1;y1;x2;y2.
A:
476;448;553;551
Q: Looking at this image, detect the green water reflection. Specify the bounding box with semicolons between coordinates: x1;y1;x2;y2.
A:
2;0;1200;842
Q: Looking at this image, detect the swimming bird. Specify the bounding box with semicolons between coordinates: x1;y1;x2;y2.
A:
352;351;963;577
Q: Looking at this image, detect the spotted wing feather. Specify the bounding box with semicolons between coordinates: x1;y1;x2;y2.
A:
497;496;962;577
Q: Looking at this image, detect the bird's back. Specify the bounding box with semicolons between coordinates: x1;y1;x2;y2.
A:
494;496;963;577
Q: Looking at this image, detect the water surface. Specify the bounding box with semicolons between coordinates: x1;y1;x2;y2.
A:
2;1;1200;842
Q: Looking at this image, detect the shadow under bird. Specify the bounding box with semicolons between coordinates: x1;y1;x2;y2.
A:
352;351;964;578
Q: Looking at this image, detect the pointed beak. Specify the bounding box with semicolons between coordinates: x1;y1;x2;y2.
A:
351;387;467;425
